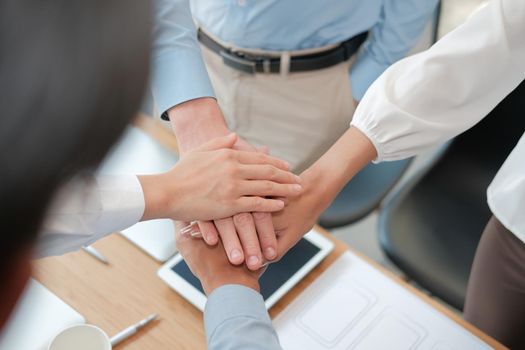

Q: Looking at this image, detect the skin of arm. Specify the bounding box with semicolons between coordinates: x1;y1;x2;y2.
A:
273;127;377;257
167;97;281;271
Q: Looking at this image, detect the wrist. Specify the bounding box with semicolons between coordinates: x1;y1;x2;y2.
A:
138;174;174;221
167;97;230;153
304;127;376;210
201;271;260;296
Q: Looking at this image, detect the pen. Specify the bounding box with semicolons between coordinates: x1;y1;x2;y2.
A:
110;313;158;347
82;246;110;265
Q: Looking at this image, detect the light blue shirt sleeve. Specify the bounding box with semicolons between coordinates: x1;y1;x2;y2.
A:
152;0;215;118
204;285;282;350
350;0;439;100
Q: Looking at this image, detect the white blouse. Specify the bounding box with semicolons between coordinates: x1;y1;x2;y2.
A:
352;0;525;241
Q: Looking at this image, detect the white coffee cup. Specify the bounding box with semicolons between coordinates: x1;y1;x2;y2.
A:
48;324;112;350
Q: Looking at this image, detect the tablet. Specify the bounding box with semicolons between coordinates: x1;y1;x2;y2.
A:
158;229;334;311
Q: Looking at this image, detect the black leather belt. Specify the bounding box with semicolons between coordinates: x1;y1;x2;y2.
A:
198;29;368;75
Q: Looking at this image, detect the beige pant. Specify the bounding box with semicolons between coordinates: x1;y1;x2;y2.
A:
201;45;356;173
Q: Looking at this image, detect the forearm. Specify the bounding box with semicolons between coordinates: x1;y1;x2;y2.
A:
306;127;376;209
168;97;229;153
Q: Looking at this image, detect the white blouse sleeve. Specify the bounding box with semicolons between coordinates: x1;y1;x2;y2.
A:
36;175;145;258
351;0;525;162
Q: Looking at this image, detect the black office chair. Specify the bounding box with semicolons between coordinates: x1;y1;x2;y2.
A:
378;80;525;310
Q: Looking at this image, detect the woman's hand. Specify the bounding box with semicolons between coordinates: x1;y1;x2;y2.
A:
273;127;377;259
138;133;302;223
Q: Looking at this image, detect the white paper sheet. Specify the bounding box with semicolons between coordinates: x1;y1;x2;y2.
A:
274;251;492;350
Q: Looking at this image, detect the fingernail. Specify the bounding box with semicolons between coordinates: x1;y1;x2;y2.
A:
293;184;302;192
230;249;242;261
294;175;302;183
247;255;259;267
265;247;276;259
284;161;290;169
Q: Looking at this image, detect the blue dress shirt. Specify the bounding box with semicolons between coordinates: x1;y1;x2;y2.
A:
152;0;438;114
205;284;281;349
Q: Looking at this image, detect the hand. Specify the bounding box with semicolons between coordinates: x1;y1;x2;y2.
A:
176;223;261;295
273;168;330;259
168;98;283;271
273;127;377;259
139;133;302;222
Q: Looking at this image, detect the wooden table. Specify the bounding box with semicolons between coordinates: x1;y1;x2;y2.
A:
34;117;505;349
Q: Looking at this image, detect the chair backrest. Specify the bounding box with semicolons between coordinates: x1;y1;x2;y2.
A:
378;79;525;309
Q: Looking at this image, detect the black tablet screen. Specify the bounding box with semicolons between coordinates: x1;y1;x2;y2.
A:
171;238;321;300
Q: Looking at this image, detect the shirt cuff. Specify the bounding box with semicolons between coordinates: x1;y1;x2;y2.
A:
96;175;145;228
152;50;215;120
350;51;389;101
204;284;270;339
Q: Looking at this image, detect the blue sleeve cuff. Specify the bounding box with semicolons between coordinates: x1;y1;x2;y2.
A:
204;284;270;340
152;49;215;120
350;50;389;101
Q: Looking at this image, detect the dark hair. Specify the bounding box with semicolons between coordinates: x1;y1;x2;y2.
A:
0;0;152;259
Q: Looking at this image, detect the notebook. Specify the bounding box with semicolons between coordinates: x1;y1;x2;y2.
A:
0;279;85;350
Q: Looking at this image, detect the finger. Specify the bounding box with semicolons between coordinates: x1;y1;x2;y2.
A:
174;221;191;254
235;151;290;170
233;137;257;152
235;196;285;213
215;217;244;265
197;221;219;245
240;181;303;198
240;164;301;184
256;145;269;155
233;213;263;271
194;133;237;152
252;212;277;261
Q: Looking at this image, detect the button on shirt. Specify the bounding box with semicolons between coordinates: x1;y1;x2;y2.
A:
352;0;525;242
152;0;438;117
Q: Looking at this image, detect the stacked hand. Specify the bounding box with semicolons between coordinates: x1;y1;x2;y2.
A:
139;133;302;222
168;97;375;281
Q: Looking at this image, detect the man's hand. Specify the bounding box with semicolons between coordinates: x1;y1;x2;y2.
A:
176;222;261;296
168;97;282;271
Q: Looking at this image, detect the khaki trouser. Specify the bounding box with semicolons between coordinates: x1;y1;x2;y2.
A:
201;44;356;173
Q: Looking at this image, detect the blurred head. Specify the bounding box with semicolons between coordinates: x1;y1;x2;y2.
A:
0;0;151;329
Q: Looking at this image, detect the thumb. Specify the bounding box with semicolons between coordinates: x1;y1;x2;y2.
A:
195;133;237;152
